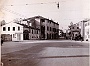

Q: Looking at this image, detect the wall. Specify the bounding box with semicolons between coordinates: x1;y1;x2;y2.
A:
1;22;23;41
29;29;40;40
85;21;90;41
44;19;59;39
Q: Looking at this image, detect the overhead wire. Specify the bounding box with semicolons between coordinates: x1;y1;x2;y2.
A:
1;1;89;23
2;2;57;6
1;2;59;18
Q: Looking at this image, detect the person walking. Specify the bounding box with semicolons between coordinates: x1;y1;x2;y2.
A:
1;38;3;46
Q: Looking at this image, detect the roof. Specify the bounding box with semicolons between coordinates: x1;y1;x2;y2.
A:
23;15;59;25
1;22;21;26
16;23;40;30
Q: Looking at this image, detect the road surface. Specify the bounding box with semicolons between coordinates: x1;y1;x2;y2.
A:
1;40;90;66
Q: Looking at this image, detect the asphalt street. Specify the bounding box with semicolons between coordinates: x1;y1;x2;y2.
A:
1;40;90;66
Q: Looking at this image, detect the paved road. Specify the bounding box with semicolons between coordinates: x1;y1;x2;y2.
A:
1;40;90;66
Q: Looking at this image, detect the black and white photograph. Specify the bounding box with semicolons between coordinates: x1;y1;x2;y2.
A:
0;0;90;66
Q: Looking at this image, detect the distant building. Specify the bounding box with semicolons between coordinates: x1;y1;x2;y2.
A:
77;19;90;41
59;29;63;37
68;22;81;40
77;20;86;39
84;19;90;41
66;29;71;39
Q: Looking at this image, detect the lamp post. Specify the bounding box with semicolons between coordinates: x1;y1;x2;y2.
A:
0;23;3;66
40;19;42;40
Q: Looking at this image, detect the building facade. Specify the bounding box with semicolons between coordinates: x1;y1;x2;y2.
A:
68;22;81;40
84;20;90;41
1;22;23;41
77;19;90;41
23;16;59;40
1;16;59;41
1;22;40;41
77;20;87;39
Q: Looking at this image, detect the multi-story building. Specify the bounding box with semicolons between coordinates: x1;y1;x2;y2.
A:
1;22;23;41
68;22;81;40
77;19;90;41
84;19;90;41
22;16;59;40
77;20;87;39
1;22;40;41
1;16;59;41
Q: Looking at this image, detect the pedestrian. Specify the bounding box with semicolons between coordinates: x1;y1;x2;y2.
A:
1;38;3;46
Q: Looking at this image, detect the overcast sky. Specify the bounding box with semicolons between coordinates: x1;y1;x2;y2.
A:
0;0;90;29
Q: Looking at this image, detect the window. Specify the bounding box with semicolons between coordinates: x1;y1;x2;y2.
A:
13;34;15;38
55;28;56;32
35;30;36;34
18;27;20;31
41;19;45;22
8;27;10;31
13;27;15;31
3;27;6;31
37;30;38;34
47;26;49;31
50;27;51;31
32;29;33;34
53;28;54;32
47;20;49;23
29;29;31;33
47;33;48;39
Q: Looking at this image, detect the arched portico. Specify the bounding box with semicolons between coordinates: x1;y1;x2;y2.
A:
23;30;29;40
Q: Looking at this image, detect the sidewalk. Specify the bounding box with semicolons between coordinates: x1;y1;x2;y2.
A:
2;40;90;45
1;40;89;66
72;40;90;44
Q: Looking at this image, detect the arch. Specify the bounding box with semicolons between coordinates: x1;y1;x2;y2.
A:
23;30;29;40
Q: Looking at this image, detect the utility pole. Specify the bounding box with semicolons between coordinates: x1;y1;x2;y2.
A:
0;23;3;66
40;19;42;40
